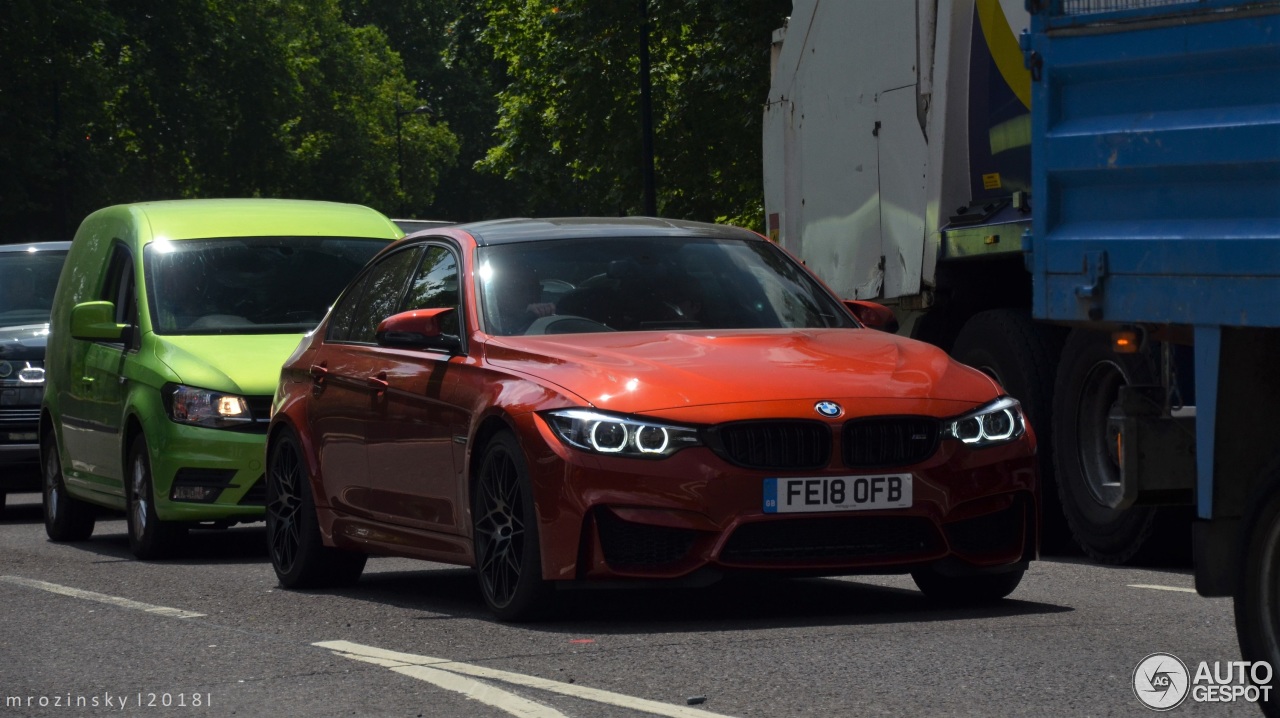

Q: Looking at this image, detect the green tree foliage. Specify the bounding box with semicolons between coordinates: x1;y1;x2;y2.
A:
1;0;457;239
341;0;526;221
476;0;789;228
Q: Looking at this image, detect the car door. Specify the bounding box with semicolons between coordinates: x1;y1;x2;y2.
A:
307;246;421;517
64;244;137;493
362;243;468;533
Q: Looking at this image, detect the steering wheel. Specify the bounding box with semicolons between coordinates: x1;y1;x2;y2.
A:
523;315;616;336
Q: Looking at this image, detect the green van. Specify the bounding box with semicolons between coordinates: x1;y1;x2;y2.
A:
41;199;401;558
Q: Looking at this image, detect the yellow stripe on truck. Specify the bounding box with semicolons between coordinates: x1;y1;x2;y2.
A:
976;0;1032;110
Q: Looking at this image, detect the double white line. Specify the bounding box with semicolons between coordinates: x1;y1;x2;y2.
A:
316;640;737;718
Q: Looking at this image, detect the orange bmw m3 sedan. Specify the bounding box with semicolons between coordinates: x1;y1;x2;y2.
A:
266;218;1038;620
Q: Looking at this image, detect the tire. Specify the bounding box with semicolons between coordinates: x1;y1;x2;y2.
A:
473;432;553;621
911;567;1025;604
1236;479;1280;718
266;430;366;588
952;309;1068;549
127;436;188;560
0;492;6;517
42;433;95;541
1052;329;1187;564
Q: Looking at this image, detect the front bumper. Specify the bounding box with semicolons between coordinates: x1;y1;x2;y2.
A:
146;420;268;522
519;413;1039;583
0;401;41;486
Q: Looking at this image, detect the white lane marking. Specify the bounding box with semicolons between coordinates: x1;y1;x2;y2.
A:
316;640;738;718
333;649;565;717
1129;583;1197;594
0;576;206;618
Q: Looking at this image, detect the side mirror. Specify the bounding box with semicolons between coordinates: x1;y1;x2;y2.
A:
844;300;900;334
375;308;460;353
69;301;128;341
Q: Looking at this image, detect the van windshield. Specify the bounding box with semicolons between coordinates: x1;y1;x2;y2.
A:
143;236;387;335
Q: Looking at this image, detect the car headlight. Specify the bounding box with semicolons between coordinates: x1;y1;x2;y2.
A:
941;396;1025;448
544;408;702;458
164;384;253;429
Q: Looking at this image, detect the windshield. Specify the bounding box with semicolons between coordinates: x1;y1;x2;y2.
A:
476;236;855;336
0;250;68;328
144;236;387;335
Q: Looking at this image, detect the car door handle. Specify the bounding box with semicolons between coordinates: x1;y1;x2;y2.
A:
309;364;328;383
366;373;389;395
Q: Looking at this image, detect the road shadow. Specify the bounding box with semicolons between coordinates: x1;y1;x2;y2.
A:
48;520;270;566
0;496;44;525
325;566;1073;634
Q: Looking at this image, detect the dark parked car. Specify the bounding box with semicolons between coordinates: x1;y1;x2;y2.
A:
1;241;70;512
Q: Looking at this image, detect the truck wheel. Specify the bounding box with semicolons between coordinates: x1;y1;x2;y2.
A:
1236;477;1280;718
1053;329;1185;564
952;309;1068;548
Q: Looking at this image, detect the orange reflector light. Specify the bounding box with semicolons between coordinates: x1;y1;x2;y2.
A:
1112;330;1140;354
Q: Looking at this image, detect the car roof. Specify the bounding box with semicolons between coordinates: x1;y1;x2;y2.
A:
89;199;404;242
0;241;72;253
452;217;762;246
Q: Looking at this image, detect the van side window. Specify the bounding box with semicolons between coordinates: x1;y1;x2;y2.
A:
100;245;139;349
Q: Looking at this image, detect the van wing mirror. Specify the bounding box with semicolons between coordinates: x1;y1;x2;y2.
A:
375;308;460;353
844;300;899;334
69;301;128;341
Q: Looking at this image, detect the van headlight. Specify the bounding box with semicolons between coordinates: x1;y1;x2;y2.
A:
941;397;1025;448
164;384;253;429
544;409;702;458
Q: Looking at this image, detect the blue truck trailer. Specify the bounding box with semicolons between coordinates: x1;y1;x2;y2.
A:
1024;0;1280;711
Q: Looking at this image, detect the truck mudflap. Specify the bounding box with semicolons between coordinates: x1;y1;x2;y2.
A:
1109;385;1195;511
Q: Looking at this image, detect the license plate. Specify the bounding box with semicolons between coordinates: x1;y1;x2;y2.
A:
763;475;912;513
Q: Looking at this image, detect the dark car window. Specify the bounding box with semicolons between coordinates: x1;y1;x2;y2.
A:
143;236;388;335
344;247;422;344
475;236;855;336
327;272;373;343
0;250;67;328
402;246;461;336
100;245;139;349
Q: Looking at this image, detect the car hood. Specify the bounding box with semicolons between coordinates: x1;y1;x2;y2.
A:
0;323;50;362
151;333;306;396
485;329;1001;415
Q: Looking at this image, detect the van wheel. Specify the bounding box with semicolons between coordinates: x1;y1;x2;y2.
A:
42;433;95;541
266;430;366;588
127;436;187;560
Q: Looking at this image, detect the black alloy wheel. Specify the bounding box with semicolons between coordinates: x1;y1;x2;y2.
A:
266;430;366;588
473;432;552;621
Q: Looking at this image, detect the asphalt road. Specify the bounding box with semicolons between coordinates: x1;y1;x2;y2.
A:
0;492;1259;717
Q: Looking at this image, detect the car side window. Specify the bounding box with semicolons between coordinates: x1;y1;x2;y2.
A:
326;272;372;343
402;245;461;336
343;247;422;345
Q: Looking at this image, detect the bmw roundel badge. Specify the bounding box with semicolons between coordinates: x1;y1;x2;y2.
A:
815;401;842;418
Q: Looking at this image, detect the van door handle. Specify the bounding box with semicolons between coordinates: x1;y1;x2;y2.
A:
366;373;389;395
